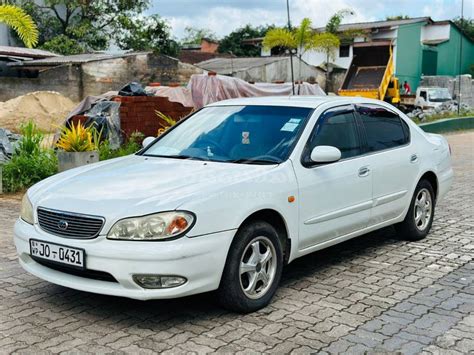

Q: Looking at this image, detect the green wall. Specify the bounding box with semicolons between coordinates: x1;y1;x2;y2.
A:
395;22;474;91
436;26;474;76
395;22;425;92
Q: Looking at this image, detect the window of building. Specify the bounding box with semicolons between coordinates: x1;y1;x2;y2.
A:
339;45;350;58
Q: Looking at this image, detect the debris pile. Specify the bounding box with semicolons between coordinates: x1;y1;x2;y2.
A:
407;101;472;121
0;128;21;163
0;91;76;133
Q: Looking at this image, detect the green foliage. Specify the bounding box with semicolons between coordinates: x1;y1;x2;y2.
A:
0;4;38;47
18;0;176;55
325;9;354;34
453;17;474;40
116;14;180;56
1;120;57;193
16;120;43;156
40;34;85;55
218;24;274;56
412;109;474;124
182;27;218;45
263;18;340;59
386;15;411;21
98;132;144;161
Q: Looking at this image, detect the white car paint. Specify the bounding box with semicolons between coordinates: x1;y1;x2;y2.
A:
14;96;453;300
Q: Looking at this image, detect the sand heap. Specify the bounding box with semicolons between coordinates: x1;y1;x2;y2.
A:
0;91;76;133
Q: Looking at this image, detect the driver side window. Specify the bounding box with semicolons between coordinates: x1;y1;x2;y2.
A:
307;110;362;160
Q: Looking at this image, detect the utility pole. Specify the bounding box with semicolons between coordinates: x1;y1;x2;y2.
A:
458;0;464;115
286;0;295;95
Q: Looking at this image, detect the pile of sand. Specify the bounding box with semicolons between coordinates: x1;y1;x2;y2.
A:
0;91;76;133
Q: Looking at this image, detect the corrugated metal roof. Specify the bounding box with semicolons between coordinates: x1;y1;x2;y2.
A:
9;51;151;67
245;17;433;43
196;57;291;75
0;46;58;59
314;17;431;32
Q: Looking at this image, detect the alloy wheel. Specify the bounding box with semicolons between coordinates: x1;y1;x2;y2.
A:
239;236;277;299
414;188;432;231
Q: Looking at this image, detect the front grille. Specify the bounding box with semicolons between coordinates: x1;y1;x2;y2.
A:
32;257;118;283
37;207;105;239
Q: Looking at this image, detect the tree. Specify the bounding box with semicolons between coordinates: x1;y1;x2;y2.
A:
453;17;474;40
263;18;339;85
181;27;217;45
0;4;38;48
116;14;180;56
386;15;410;20
17;0;177;55
218;24;273;56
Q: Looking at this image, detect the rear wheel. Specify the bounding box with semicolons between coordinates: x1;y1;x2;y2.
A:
217;221;283;313
396;179;435;241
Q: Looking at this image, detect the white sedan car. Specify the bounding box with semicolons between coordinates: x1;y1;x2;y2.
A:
14;96;453;313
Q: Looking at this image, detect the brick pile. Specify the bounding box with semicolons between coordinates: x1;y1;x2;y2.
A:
112;96;193;139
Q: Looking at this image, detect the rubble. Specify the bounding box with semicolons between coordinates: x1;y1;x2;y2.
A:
0;128;21;163
406;101;472;121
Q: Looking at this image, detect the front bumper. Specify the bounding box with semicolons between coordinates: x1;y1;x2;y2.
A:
14;219;235;300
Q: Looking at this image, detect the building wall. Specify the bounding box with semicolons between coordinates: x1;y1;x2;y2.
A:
395;22;425;92
201;39;219;54
232;58;324;86
436;26;474;76
0;53;203;102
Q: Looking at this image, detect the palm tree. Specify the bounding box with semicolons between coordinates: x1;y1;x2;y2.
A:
0;4;38;48
263;18;339;89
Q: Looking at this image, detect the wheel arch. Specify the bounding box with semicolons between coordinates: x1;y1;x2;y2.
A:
419;171;438;200
237;209;291;264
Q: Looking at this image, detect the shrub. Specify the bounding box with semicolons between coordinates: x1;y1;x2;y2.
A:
99;131;143;161
56;121;97;152
2;120;57;193
2;151;57;193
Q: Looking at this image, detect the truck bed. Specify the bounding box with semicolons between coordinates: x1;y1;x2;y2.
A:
345;66;386;90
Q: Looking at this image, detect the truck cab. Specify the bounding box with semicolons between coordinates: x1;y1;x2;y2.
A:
414;87;453;109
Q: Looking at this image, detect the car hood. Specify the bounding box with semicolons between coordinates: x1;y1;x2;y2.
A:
29;155;277;219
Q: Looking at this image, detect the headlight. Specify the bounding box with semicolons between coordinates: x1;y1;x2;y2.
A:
107;211;195;241
20;194;34;225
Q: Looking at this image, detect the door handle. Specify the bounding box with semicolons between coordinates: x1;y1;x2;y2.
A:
358;166;370;177
410;154;418;163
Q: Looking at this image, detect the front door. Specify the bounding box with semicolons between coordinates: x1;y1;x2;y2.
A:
294;105;373;250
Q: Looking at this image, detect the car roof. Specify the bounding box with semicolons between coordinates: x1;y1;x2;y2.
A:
207;95;391;109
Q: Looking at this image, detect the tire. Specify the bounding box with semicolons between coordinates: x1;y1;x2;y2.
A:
396;179;435;241
217;220;283;313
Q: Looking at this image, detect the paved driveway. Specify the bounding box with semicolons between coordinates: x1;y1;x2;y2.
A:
0;132;473;354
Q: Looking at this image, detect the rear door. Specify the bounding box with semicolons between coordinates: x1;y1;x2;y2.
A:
355;104;419;226
295;105;373;250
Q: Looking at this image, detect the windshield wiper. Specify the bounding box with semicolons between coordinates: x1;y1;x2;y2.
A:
147;154;208;161
228;158;281;165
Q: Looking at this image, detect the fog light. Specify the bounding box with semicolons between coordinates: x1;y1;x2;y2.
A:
133;274;187;289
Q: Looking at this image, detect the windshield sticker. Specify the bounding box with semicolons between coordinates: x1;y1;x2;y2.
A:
242;131;250;144
288;118;301;124
281;122;299;132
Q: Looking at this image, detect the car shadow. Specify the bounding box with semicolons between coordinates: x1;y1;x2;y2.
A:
43;226;405;322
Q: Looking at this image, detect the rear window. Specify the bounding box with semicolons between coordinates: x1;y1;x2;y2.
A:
357;105;409;152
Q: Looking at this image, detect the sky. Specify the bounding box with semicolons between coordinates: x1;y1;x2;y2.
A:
148;0;473;40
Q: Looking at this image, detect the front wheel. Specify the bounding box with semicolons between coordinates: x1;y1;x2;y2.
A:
396;179;435;241
217;221;283;313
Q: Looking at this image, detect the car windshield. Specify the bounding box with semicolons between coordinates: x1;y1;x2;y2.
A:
143;105;312;164
428;88;451;102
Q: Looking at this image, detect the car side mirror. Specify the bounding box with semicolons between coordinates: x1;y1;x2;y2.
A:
310;146;341;164
142;137;155;149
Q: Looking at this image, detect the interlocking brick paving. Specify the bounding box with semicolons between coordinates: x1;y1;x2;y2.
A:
0;131;473;354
